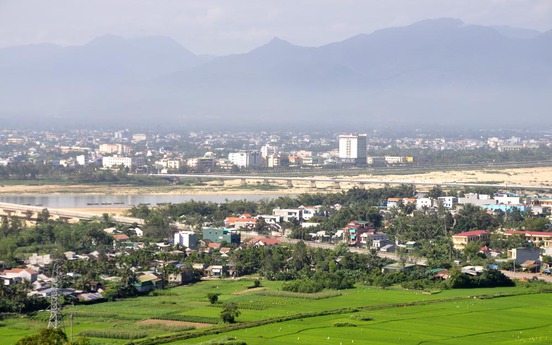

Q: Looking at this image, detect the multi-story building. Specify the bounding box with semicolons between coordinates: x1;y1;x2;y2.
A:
202;228;241;245
132;133;147;142
174;231;198;248
155;159;182;171
338;134;367;165
452;230;490;250
261;145;279;158
272;208;302;222
98;143;131;155
102;156;145;169
438;196;458;209
228;150;262;168
186;157;216;170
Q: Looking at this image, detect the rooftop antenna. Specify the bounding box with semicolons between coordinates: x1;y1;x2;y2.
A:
47;262;64;330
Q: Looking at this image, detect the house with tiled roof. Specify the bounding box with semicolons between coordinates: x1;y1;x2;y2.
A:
452;230;490;250
224;215;257;229
219;247;232;257
1;268;38;283
247;237;280;247
504;230;552;247
113;234;130;241
387;198;416;210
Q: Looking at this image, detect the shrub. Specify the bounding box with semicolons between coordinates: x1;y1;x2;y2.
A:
350;314;373;321
220;302;241;324
207;292;220;304
333;322;357;327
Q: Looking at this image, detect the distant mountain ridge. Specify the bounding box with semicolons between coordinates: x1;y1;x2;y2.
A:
1;18;551;130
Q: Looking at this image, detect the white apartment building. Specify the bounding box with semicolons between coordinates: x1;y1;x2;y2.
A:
272;208;302;222
98;143;131;155
384;156;406;164
102;156;145;169
174;231;198;248
155;159;181;171
186;157;216;170
261;145;279;158
132;133;147;142
338;134;367;164
438;196;458;209
266;154;281;168
228;150;262;168
416;198;434;209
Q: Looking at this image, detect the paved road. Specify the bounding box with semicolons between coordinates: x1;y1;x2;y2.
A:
279;237;552;284
278;237;427;265
500;270;552;283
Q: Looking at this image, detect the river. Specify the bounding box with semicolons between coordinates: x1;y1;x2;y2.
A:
0;194;294;208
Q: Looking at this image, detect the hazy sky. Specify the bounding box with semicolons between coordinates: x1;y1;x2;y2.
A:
1;0;552;54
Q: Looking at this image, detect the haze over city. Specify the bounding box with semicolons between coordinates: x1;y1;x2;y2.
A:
1;1;552;130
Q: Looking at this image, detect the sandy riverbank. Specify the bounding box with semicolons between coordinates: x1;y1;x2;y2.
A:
1;166;551;196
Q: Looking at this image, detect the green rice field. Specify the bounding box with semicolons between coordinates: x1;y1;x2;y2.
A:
1;280;551;345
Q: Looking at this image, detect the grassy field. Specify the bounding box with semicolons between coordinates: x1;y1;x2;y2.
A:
1;280;551;345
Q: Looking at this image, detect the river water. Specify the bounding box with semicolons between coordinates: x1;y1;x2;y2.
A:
0;194;293;208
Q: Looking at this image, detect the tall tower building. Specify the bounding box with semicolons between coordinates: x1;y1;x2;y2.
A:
338;134;367;165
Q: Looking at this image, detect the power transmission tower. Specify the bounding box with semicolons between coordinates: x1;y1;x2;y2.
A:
47;263;64;329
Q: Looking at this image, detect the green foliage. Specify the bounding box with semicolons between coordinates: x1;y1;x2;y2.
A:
447;268;515;289
332;322;357;327
16;328;67;345
202;336;247;345
220;302;241;323
79;329;147;339
453;204;498;232
207;292;220;304
349;314;373;321
282;271;355;293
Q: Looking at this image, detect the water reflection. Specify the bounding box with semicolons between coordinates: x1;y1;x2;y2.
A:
0;194;291;208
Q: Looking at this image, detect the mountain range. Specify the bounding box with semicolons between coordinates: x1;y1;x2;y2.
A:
1;18;551;130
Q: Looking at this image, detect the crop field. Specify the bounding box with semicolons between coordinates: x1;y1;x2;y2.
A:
1;280;551;345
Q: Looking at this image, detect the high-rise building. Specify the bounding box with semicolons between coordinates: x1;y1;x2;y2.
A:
228;150;262;168
338;134;367;165
261;145;279;158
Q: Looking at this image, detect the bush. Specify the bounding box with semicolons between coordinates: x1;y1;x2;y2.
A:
447;269;514;289
207;292;220;304
220;302;241;324
333;322;357;327
350;314;373;321
282;280;324;293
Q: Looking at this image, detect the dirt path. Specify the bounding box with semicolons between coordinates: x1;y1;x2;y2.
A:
232;287;267;295
136;319;214;328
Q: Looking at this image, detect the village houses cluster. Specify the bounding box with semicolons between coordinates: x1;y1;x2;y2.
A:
3;187;552;299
